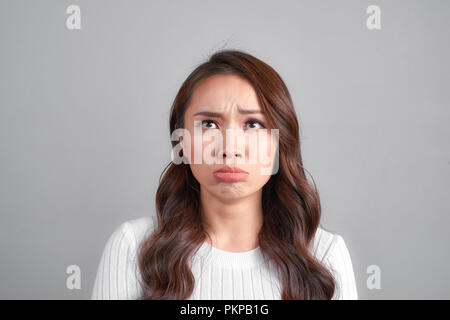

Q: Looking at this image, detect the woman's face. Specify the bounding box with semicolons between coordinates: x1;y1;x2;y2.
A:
181;74;278;200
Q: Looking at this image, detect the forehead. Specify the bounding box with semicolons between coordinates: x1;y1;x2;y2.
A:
186;74;261;114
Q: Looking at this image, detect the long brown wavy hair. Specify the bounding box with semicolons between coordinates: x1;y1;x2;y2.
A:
137;49;336;299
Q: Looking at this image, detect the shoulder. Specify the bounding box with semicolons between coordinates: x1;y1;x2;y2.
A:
98;215;158;263
310;227;354;282
91;215;158;299
113;215;158;248
311;226;358;300
310;226;342;262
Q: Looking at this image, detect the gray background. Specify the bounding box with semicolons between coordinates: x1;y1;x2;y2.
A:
0;0;449;299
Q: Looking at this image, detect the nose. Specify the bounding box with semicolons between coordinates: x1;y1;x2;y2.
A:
222;150;243;159
217;126;246;163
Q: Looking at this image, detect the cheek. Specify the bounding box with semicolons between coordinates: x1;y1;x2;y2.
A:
182;128;211;163
246;131;279;178
265;131;279;156
189;163;214;185
194;131;226;165
250;132;278;164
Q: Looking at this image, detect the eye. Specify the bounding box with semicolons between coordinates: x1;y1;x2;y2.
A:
246;119;266;130
200;119;219;129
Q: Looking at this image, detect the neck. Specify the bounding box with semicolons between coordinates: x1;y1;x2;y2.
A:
200;187;263;252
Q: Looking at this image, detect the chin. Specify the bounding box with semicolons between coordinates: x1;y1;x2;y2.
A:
215;186;248;198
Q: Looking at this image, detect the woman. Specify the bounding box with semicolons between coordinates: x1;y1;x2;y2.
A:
91;49;358;300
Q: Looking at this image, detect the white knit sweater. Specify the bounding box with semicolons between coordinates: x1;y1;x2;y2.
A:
91;216;358;300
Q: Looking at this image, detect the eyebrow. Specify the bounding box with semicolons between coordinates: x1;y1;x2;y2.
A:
193;107;264;118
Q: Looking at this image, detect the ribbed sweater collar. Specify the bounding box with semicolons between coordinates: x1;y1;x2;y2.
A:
195;241;264;268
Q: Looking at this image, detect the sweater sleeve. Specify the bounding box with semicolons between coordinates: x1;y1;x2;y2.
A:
323;235;358;300
91;221;142;300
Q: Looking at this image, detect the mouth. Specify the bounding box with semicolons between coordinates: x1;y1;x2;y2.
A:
213;165;249;182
